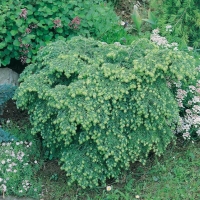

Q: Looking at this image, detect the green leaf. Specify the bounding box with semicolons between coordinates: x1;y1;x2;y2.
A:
148;10;157;24
56;28;63;33
131;8;142;33
5;34;12;43
26;4;33;10
10;30;18;36
13;39;20;47
44;34;52;42
1;56;10;66
7;45;13;51
10;15;16;20
26;58;31;63
88;21;93;27
16;19;23;27
142;19;156;25
0;42;7;49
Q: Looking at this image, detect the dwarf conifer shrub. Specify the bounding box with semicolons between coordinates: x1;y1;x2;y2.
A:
14;37;196;188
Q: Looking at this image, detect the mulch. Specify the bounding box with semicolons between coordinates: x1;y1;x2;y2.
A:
0;99;29;127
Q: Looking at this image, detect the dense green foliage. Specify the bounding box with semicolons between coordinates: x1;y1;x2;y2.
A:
14;36;196;188
0;128;16;142
0;84;16;115
150;0;200;48
0;84;17;143
99;25;137;45
0;0;119;66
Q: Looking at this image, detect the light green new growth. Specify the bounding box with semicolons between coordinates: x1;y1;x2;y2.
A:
14;36;196;188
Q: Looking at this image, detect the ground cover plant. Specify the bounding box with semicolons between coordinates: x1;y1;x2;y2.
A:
14;36;197;188
0;122;43;199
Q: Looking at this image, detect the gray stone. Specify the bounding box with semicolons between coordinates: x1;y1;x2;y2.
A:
0;68;19;86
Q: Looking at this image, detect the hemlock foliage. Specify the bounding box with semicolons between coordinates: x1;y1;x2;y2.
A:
14;37;196;188
150;0;200;48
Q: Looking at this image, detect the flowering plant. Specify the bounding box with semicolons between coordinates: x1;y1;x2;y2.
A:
150;29;200;140
0;135;42;198
0;0;119;66
172;77;200;140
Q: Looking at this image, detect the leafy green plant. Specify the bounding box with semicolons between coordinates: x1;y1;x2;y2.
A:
99;25;137;45
0;0;119;66
131;6;143;34
142;9;157;29
150;0;200;48
14;36;196;188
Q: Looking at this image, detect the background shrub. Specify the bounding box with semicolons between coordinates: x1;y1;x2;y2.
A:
0;128;16;143
0;84;17;143
14;36;196;188
0;84;16;115
150;0;200;48
99;25;137;45
0;0;119;66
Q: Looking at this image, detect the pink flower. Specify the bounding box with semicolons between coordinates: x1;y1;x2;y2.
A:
20;8;28;19
69;16;81;30
25;28;31;34
53;19;62;28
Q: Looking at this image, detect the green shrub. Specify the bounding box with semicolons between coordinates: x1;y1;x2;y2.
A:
150;0;200;48
0;128;16;142
99;25;138;45
0;84;17;143
14;36;196;188
0;84;16;115
0;0;119;66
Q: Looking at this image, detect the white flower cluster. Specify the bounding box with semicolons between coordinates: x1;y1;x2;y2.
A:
22;180;31;191
150;28;178;50
176;80;200;139
0;178;7;192
0;140;33;195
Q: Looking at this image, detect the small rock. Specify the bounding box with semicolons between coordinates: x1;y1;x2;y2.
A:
0;68;19;86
